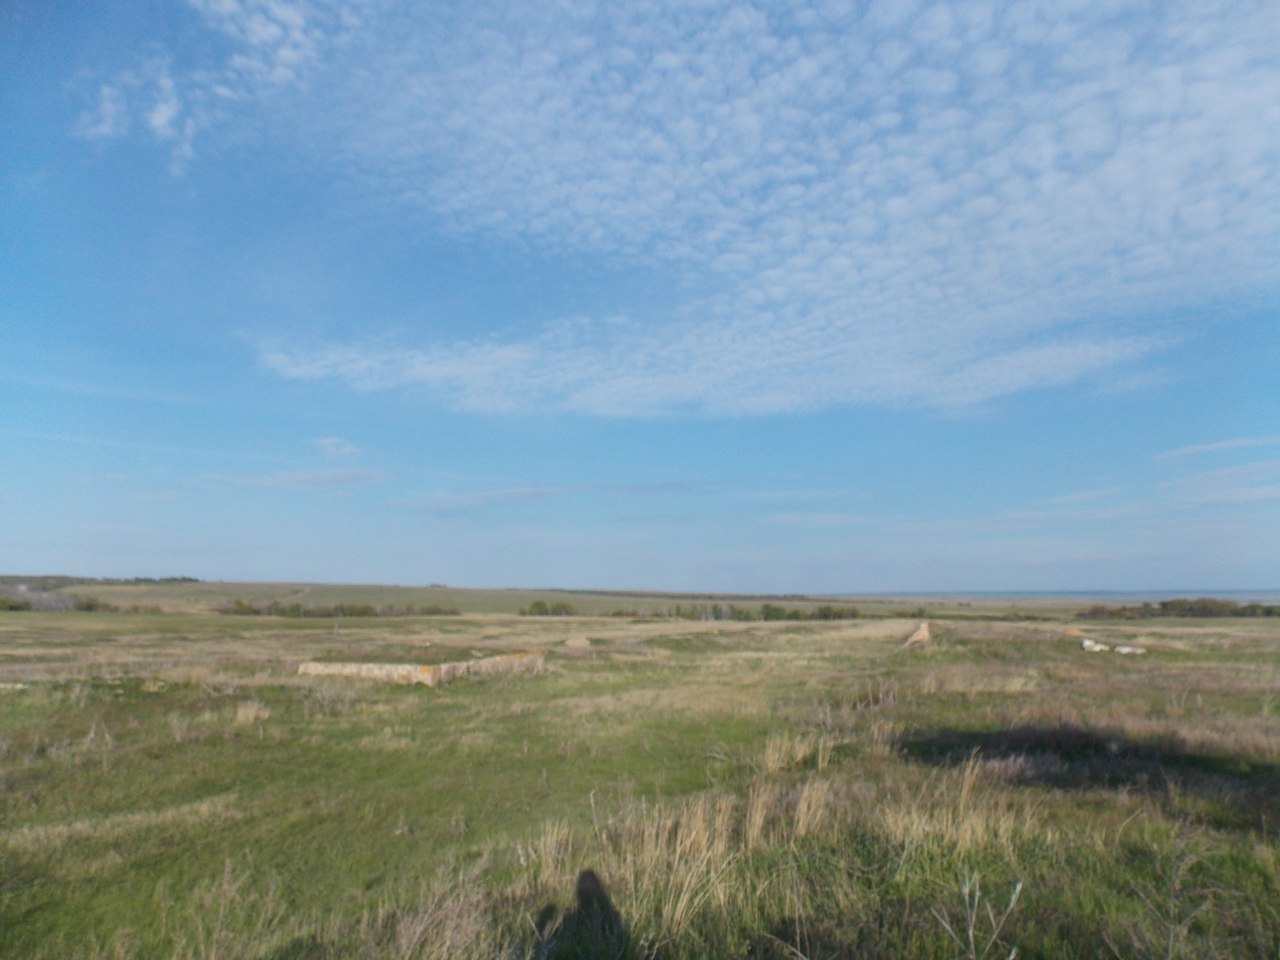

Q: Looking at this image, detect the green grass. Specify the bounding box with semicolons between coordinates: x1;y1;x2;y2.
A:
1;591;1278;958
29;577;1126;619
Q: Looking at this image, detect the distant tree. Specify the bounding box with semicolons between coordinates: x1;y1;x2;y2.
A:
813;605;859;620
522;600;576;616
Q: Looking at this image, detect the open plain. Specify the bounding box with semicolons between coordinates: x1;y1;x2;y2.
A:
1;582;1278;958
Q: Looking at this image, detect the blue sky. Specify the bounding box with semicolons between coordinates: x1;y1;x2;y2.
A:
1;0;1277;592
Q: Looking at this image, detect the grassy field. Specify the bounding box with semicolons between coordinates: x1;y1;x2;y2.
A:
1;584;1277;958
16;577;1113;619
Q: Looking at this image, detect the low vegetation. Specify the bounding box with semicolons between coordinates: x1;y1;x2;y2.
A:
0;585;1276;958
522;600;579;617
602;603;860;621
217;600;460;618
1080;597;1280;619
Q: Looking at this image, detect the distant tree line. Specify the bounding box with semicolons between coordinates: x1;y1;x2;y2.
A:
759;603;860;621
522;600;579;616
219;601;459;618
1079;598;1280;620
0;595;160;613
108;576;201;584
598;603;860;622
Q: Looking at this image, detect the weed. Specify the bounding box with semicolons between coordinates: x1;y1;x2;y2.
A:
931;873;1023;960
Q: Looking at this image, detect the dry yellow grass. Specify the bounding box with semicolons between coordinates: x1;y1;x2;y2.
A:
875;756;1042;857
296;651;546;687
232;700;270;726
1;794;242;856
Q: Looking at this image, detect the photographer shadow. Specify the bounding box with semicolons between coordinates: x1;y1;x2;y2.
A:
535;869;631;960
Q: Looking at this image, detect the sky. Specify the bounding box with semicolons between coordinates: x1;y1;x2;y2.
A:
1;0;1277;593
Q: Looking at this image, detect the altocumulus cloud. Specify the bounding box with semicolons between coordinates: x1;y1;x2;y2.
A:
94;0;1280;415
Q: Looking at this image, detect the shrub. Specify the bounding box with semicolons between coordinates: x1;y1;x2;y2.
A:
409;604;461;616
760;604;802;621
522;600;577;616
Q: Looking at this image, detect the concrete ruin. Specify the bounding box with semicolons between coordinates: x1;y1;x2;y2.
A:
297;651;546;687
1078;638;1147;655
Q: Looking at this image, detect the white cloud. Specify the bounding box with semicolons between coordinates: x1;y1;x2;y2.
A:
311;435;357;459
146;73;181;138
77;83;129;139
1157;459;1280;508
259;328;1162;414
75;62;199;166
1158;436;1280;460
90;1;1280;415
78;1;377;164
185;0;364;86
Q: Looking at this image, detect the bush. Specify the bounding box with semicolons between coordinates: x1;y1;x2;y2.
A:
522;600;577;616
409;605;461;616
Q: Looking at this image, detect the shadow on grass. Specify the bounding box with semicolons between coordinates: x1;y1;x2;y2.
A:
900;724;1279;832
535;869;630;960
535;872;868;960
202;869;635;960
